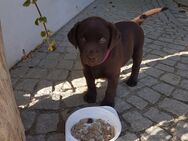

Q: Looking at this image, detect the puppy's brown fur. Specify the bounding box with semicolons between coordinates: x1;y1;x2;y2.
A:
68;7;167;107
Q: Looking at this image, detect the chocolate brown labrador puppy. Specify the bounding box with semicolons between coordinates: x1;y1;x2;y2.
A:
68;7;168;107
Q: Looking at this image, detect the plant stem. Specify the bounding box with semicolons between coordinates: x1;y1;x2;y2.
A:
33;1;50;44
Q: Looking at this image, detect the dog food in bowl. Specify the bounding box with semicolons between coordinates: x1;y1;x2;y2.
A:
71;118;115;141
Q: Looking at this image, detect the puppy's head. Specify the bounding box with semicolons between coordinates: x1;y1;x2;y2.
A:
68;17;120;66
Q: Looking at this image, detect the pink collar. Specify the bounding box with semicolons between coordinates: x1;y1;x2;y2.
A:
98;49;111;65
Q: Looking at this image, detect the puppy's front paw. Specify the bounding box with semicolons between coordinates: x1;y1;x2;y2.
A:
84;91;96;103
126;79;137;87
100;100;115;107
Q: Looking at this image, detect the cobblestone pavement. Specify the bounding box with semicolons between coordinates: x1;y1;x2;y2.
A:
10;0;188;140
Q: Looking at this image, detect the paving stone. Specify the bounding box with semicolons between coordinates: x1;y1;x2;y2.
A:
159;98;188;116
35;80;53;96
141;126;172;141
35;113;59;134
26;135;45;141
145;67;164;78
115;98;132;113
144;107;173;123
73;60;83;70
176;62;188;71
14;90;31;108
140;76;159;87
175;121;188;141
151;49;168;57
63;93;87;107
122;111;152;132
137;87;161;104
127;95;148;110
29;97;59;110
64;53;77;60
172;89;188;102
21;111;36;131
16;79;38;92
116;84;130;98
161;58;177;66
181;56;188;64
160;73;181;85
180;79;188;90
47;133;65;141
177;70;188;79
152;82;174;96
47;69;68;81
10;66;29;78
39;53;61;68
155;63;175;73
26;68;48;79
56;59;74;70
71;71;86;88
117;132;139;141
18;52;47;67
39;59;59;68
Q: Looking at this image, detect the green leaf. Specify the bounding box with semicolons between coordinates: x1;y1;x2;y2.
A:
34;18;39;26
48;40;56;52
39;16;47;24
40;31;46;38
23;0;31;7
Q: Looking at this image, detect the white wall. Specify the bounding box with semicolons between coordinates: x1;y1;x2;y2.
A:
0;0;93;68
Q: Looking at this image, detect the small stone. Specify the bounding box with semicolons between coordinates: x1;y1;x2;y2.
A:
35;113;59;134
141;126;172;141
159;98;188;116
122;111;152;132
21;111;36;131
152;82;174;96
175;121;188;141
127;96;148;110
116;132;139;141
26;135;45;141
47;133;65;141
172;89;188;102
160;73;181;85
16;79;38;92
144;107;173;123
137;87;161;104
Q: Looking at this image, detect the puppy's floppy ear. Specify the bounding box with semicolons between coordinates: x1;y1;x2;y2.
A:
108;22;121;50
68;22;80;48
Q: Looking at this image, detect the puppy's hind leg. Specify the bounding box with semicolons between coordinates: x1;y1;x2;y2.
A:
126;44;143;87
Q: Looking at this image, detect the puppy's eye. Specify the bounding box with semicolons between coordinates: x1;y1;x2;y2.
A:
81;37;86;42
99;37;106;44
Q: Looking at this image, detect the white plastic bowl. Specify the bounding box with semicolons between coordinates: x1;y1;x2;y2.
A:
65;106;122;141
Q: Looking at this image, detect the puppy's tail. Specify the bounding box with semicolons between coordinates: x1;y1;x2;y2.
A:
132;7;168;25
